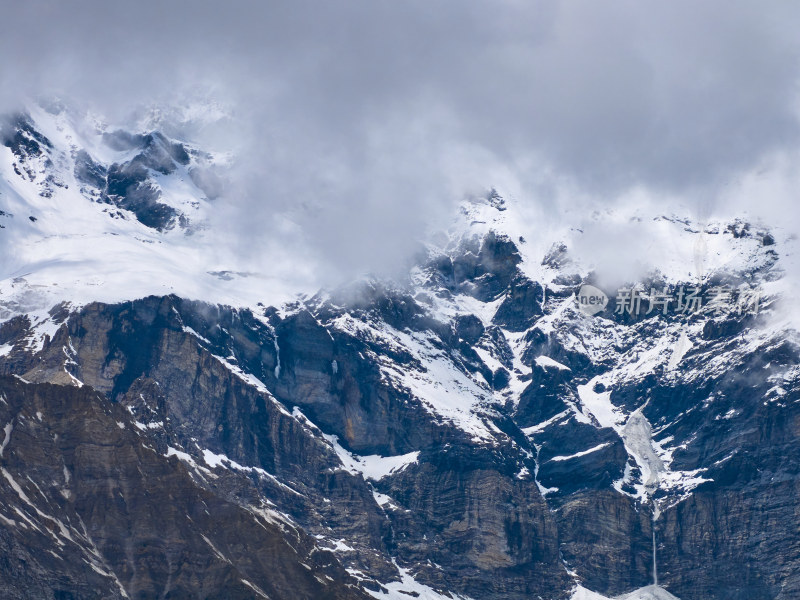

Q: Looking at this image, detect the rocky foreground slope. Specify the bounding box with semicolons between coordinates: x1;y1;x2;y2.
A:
1;105;799;599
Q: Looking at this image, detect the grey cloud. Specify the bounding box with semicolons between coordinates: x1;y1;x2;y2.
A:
1;1;800;280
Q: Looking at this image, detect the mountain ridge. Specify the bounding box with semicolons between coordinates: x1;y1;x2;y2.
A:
1;103;799;599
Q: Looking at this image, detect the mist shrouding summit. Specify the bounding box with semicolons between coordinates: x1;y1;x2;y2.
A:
2;1;800;282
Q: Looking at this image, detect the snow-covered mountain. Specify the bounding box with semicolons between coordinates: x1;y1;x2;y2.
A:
1;104;799;599
0;103;308;316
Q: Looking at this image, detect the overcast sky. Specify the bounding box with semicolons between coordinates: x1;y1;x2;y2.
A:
2;1;800;282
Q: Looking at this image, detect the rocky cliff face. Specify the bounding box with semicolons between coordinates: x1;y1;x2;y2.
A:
0;376;370;600
1;107;799;600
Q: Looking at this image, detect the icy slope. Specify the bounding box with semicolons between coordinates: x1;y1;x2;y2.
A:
0;104;306;318
572;585;681;600
572;585;680;600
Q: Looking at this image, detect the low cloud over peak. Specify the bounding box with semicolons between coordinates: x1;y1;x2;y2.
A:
1;1;800;282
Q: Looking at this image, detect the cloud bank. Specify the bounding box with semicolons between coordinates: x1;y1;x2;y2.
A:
1;0;800;283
